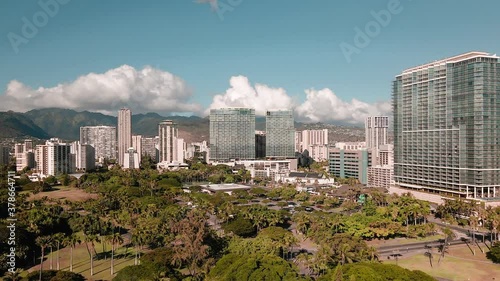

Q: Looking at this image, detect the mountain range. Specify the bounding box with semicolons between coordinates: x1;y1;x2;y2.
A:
0;108;366;144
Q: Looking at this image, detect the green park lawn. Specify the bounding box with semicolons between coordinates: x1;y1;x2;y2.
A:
26;186;98;202
385;244;499;281
368;234;443;248
25;234;139;281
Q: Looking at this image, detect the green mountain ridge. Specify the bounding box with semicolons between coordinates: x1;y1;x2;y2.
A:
0;111;51;139
0;108;366;143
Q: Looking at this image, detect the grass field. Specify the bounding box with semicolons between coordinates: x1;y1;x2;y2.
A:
385;244;499;281
25;234;139;281
368;234;443;248
27;186;98;202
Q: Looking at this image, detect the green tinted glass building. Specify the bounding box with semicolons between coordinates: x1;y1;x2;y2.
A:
266;110;295;158
393;52;500;199
210;108;255;162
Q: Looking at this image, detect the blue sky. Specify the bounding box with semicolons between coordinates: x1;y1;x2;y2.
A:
0;0;499;123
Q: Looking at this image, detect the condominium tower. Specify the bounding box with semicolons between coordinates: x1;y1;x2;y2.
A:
365;116;388;150
158;120;179;163
80;126;117;161
118;108;132;166
393;52;500;199
266;110;295;158
209;108;255;162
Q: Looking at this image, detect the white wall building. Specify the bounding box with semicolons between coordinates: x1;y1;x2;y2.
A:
71;141;95;172
334;142;366;150
123;147;140;169
367;144;394;189
186;141;210;161
295;129;329;153
80;126;117;162
14;140;34;172
132;135;142;163
118;108;132;166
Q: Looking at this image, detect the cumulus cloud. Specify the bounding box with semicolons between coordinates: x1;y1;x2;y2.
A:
1;67;391;124
295;88;391;124
0;65;202;115
207;76;391;124
206;76;295;116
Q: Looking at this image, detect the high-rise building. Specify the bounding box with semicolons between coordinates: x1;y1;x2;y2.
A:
71;141;95;172
35;145;49;175
0;146;10;166
123;147;140;169
186;141;209;162
14;140;35;172
295;129;329;153
118;108;132;166
255;131;266;159
35;139;73;176
209;108;255;162
393;51;500;199
365;116;388;150
142;136;159;162
158;120;179;163
80;126;117;162
368;144;394;189
132;135;142;163
177;138;186;163
266;110;295;158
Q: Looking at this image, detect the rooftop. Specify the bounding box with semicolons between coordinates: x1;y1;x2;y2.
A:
204;183;251;191
399;51;498;75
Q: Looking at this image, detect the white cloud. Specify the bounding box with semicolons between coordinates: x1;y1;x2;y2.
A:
0;65;202;115
1;67;391;124
295;88;391;124
207;76;391;124
206;75;295;116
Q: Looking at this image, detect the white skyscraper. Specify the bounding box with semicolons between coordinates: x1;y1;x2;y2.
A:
118;108;132;166
80;126;117;162
158;120;179;163
365;116;388;150
123;147;140;169
132;135;142;164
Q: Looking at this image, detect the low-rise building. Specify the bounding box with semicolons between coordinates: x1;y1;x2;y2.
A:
329;148;372;185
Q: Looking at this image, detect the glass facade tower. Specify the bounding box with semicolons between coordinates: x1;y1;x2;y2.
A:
210;108;255;161
393;52;500;199
266;110;295;158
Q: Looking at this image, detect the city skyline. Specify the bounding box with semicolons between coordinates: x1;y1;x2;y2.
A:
2;1;500;124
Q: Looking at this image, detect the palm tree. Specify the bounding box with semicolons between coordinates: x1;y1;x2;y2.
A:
63;234;81;272
469;215;479;243
424;245;434;267
339;243;353;265
52;233;65;270
107;232;124;275
131;231;144;265
295;252;313;275
438;227;456;264
84;234;100;276
3;269;23;281
35;236;52;281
